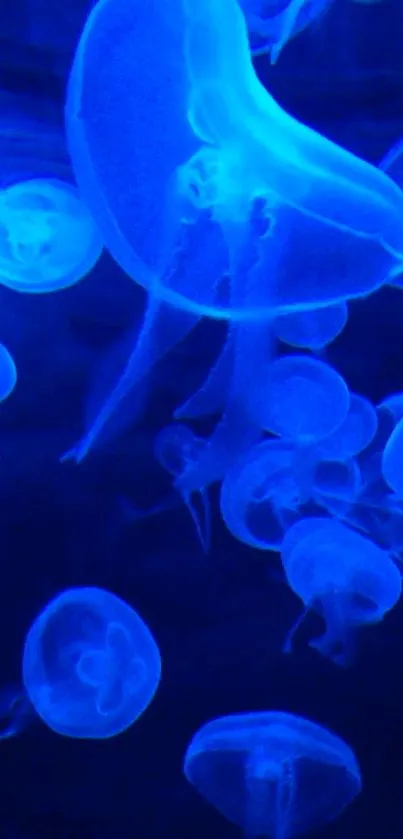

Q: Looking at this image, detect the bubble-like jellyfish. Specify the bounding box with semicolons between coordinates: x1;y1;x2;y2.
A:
0;178;102;293
184;711;362;838
0;344;17;402
273;301;348;351
317;393;378;460
248;355;350;445
22;587;161;739
220;439;302;551
66;0;403;318
281;517;401;666
382;417;403;498
155;424;211;552
241;0;334;64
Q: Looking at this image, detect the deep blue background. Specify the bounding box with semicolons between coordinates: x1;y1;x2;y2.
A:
1;0;403;837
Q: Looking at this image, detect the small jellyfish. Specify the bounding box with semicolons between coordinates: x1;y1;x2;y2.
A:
0;343;17;401
155;424;211;552
220;439;302;552
184;711;362;838
248;355;350;445
273;301;348;351
0;178;102;293
241;0;335;64
281;518;401;666
317;393;378;460
22;587;161;739
382;417;403;498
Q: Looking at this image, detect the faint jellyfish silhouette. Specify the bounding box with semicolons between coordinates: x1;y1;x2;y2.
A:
273;301;348;351
0;685;35;741
0;344;17;401
316;393;378;460
184;711;362;838
382;417;403;498
22;587;161;738
281;517;401;666
154;423;211;552
66;0;403;319
241;0;335;64
378;391;403;425
220;439;302;551
310;457;362;519
0;178;102;293
248;355;350;445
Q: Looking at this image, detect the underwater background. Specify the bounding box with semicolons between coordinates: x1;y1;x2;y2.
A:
1;0;403;838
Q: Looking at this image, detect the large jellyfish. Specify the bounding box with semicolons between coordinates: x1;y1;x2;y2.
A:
67;0;403;316
281;517;401;666
63;0;403;463
23;587;161;738
184;711;362;838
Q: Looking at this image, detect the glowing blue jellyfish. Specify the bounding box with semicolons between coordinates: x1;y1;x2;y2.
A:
382;417;403;498
66;0;403;319
0;344;17;401
22;587;161;739
220;439;302;551
273;301;348;351
241;0;334;64
0;178;102;293
317;393;378;460
155;424;211;552
281;518;401;666
248;355;350;444
184;711;362;838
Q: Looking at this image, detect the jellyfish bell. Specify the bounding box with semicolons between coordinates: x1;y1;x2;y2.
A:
184;711;362;838
281;518;401;666
66;0;403;321
22;587;161;738
0;178;102;293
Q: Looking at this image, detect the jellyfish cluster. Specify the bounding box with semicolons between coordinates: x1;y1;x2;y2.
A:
1;0;403;835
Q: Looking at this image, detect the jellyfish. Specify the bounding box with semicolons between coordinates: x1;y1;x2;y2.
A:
273;301;348;351
316;393;378;460
154;424;211;552
66;0;403;319
184;711;362;839
281;517;401;666
0;344;17;401
220;439;303;551
382;417;403;498
248;355;350;445
240;0;334;64
0;178;102;293
22;587;161;738
63;0;403;465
